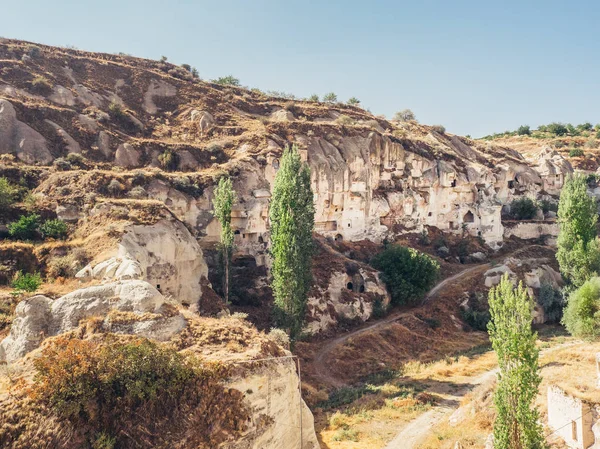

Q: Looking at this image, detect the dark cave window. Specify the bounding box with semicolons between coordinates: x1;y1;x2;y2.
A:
359;285;365;293
258;236;264;243
234;230;241;235
463;211;475;223
156;284;161;291
347;282;353;291
508;180;515;189
451;179;457;187
335;234;343;242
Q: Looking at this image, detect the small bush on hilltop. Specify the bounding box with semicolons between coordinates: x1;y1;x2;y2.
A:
371;245;440;305
323;92;338;103
347;97;360;106
547;122;568;136
562;277;600;338
509;197;538;220
431;124;446;134
8;213;40;240
12;271;42;292
517;125;531;136
308;94;319;102
212;75;240;86
394;109;416;122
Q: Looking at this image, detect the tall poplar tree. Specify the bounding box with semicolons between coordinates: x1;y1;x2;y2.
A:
212;176;235;303
269;144;315;338
557;174;600;287
487;275;545;449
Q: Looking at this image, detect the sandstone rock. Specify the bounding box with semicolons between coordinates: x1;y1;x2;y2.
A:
190;110;215;134
470;251;487;262
177;149;199;170
143;79;176;114
77;114;99;132
115;143;141;168
269;109;294;122
0;295;52;363
0;99;52;164
45;119;81;154
96;131;112;158
48;85;75;106
0;280;185;362
56;204;80;222
73;84;104;107
78;218;208;306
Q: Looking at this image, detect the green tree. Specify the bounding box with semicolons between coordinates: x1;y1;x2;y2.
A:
39;219;68;240
394;109;416;122
487;275;545;449
323;92;337;103
212;177;235;303
509;197;538;220
347;97;360;106
0;177;20;213
562;277;600;338
371;245;439;305
8;213;40;240
517;125;531;135
557;174;600;287
212;75;240;86
269;145;315;338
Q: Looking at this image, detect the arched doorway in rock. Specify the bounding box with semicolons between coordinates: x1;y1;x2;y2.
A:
335;233;343;242
463;211;475;223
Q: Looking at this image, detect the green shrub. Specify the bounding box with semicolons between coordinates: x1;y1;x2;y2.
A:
509;197;538;220
47;255;76;278
347;97;360;106
31;337;229;445
431;124;446;134
0;177;20;212
12;271;42;292
8;213;40;240
108;101;125;119
562;277;600;338
539;199;558;214
371;297;387;319
212;75;240;86
578;122;593;132
517;125;531;136
308;94;319;102
65;153;86;167
323;92;338;103
331;428;359;442
26;45;42;58
30;76;53;94
53;157;72;171
461;308;490;331
39;219;68;240
158;148;179;171
335;115;354;126
569;148;585;157
538;283;564;323
394;109;416;122
106;179;124;196
371;245;440;305
418;230;431;246
547;122;568;136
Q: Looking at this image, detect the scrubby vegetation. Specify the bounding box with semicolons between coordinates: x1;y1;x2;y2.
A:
482;121;600;140
538;283;564;323
39;219;68;240
371;245;440;305
11;271;42;293
8;213;41;240
0;177;20;213
394;109;416;122
212;75;240;86
20;336;248;448
323;92;338;103
509;197;538;220
562;277;600;339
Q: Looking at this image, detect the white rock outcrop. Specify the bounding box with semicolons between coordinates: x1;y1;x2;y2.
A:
227;357;319;449
190;109;215;134
0;99;52;164
0;280;186;362
143;79;176;114
77;218;208;305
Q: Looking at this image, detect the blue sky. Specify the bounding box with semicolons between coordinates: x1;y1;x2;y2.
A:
2;0;598;137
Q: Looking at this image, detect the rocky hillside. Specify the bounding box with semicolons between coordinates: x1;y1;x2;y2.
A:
0;38;580;449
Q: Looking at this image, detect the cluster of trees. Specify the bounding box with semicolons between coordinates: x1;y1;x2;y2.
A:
211;146;439;340
482;122;600;140
489;173;600;447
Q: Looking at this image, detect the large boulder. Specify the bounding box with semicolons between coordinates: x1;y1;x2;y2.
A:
0;280;186;363
77;218;208;305
0;99;52;164
190;110;215;134
115;143;141;168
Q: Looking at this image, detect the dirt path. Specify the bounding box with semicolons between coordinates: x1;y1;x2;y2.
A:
383;341;579;449
383;369;497;449
312;264;490;388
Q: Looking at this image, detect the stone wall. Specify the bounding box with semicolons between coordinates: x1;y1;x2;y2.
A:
226;356;319;449
547;386;594;449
